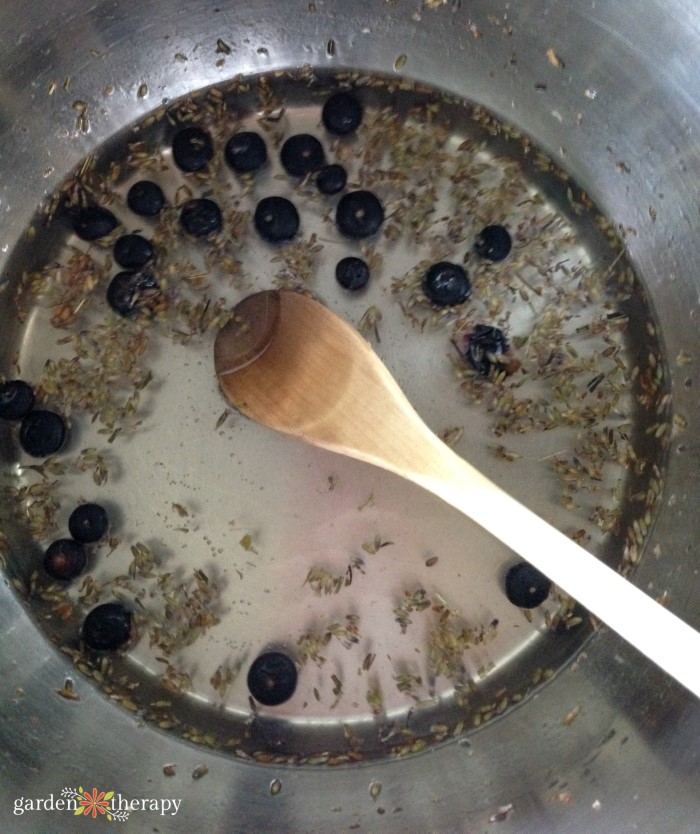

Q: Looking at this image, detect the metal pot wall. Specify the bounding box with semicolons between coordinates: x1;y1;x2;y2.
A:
1;1;698;832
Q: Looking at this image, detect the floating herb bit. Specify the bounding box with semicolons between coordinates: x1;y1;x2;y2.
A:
474;224;512;262
68;503;108;543
504;562;551;608
247;651;298;706
127;180;165;216
362;534;394;555
0;380;35;420
129;541;159;578
280;133;325;177
422;261;471;306
83;602;132;650
394;588;431;633
179;198;223;238
224;131;268;174
44;538;87;581
336;256;370;291
55;678;80;701
336;190;384;239
239;533;258;553
366;684;383;715
322;91;363;135
75;448;110;487
254;196;299;243
19;410;67;457
72;206;118;241
305;566;346;595
171;125;214;172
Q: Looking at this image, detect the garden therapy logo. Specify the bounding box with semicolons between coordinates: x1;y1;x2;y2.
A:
13;787;182;820
64;787;128;822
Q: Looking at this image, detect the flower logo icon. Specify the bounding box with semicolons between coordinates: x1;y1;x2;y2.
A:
76;787;114;819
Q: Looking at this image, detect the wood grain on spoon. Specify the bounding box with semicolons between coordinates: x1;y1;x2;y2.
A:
214;289;700;699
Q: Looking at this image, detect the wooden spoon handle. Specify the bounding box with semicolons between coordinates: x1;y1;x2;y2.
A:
403;431;700;699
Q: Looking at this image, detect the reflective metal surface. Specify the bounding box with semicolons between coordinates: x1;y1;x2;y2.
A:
1;1;698;832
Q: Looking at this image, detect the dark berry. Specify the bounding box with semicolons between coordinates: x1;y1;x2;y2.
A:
179;198;222;238
465;325;509;377
247;651;298;706
44;539;87;581
422;262;471;306
254;196;300;243
82;602;132;651
224;131;268;174
280;134;325;177
0;380;35;420
474;224;512;262
68;503;109;543
19;410;67;458
322;92;363;135
127;180;165;216
113;234;154;270
336;257;370;291
316;164;347;195
106;268;161;318
504;562;551;609
336;190;384;239
171;126;214;172
72;206;118;241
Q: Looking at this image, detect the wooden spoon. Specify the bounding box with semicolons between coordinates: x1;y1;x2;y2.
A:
215;289;700;699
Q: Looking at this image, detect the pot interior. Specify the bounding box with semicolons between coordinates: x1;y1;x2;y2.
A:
0;3;698;832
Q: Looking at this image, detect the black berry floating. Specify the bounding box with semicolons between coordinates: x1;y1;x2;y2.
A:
0;380;35;420
336;190;384;239
106;268;161;318
336;256;370;291
247;651;298;706
82;602;132;651
171;125;214;172
179;198;223;238
68;503;109;544
19;410;67;458
127;180;165;216
322;91;363;135
224;131;268;174
254;196;300;243
474;224;512;262
504;562;551;609
72;206;118;241
465;325;509;377
422;261;471;306
316;164;347;196
113;234;154;270
280;133;325;177
43;539;87;581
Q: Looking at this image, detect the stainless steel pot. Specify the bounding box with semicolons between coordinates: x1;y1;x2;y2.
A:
1;1;698;831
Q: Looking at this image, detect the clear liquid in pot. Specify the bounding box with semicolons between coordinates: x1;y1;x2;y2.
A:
0;71;668;762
